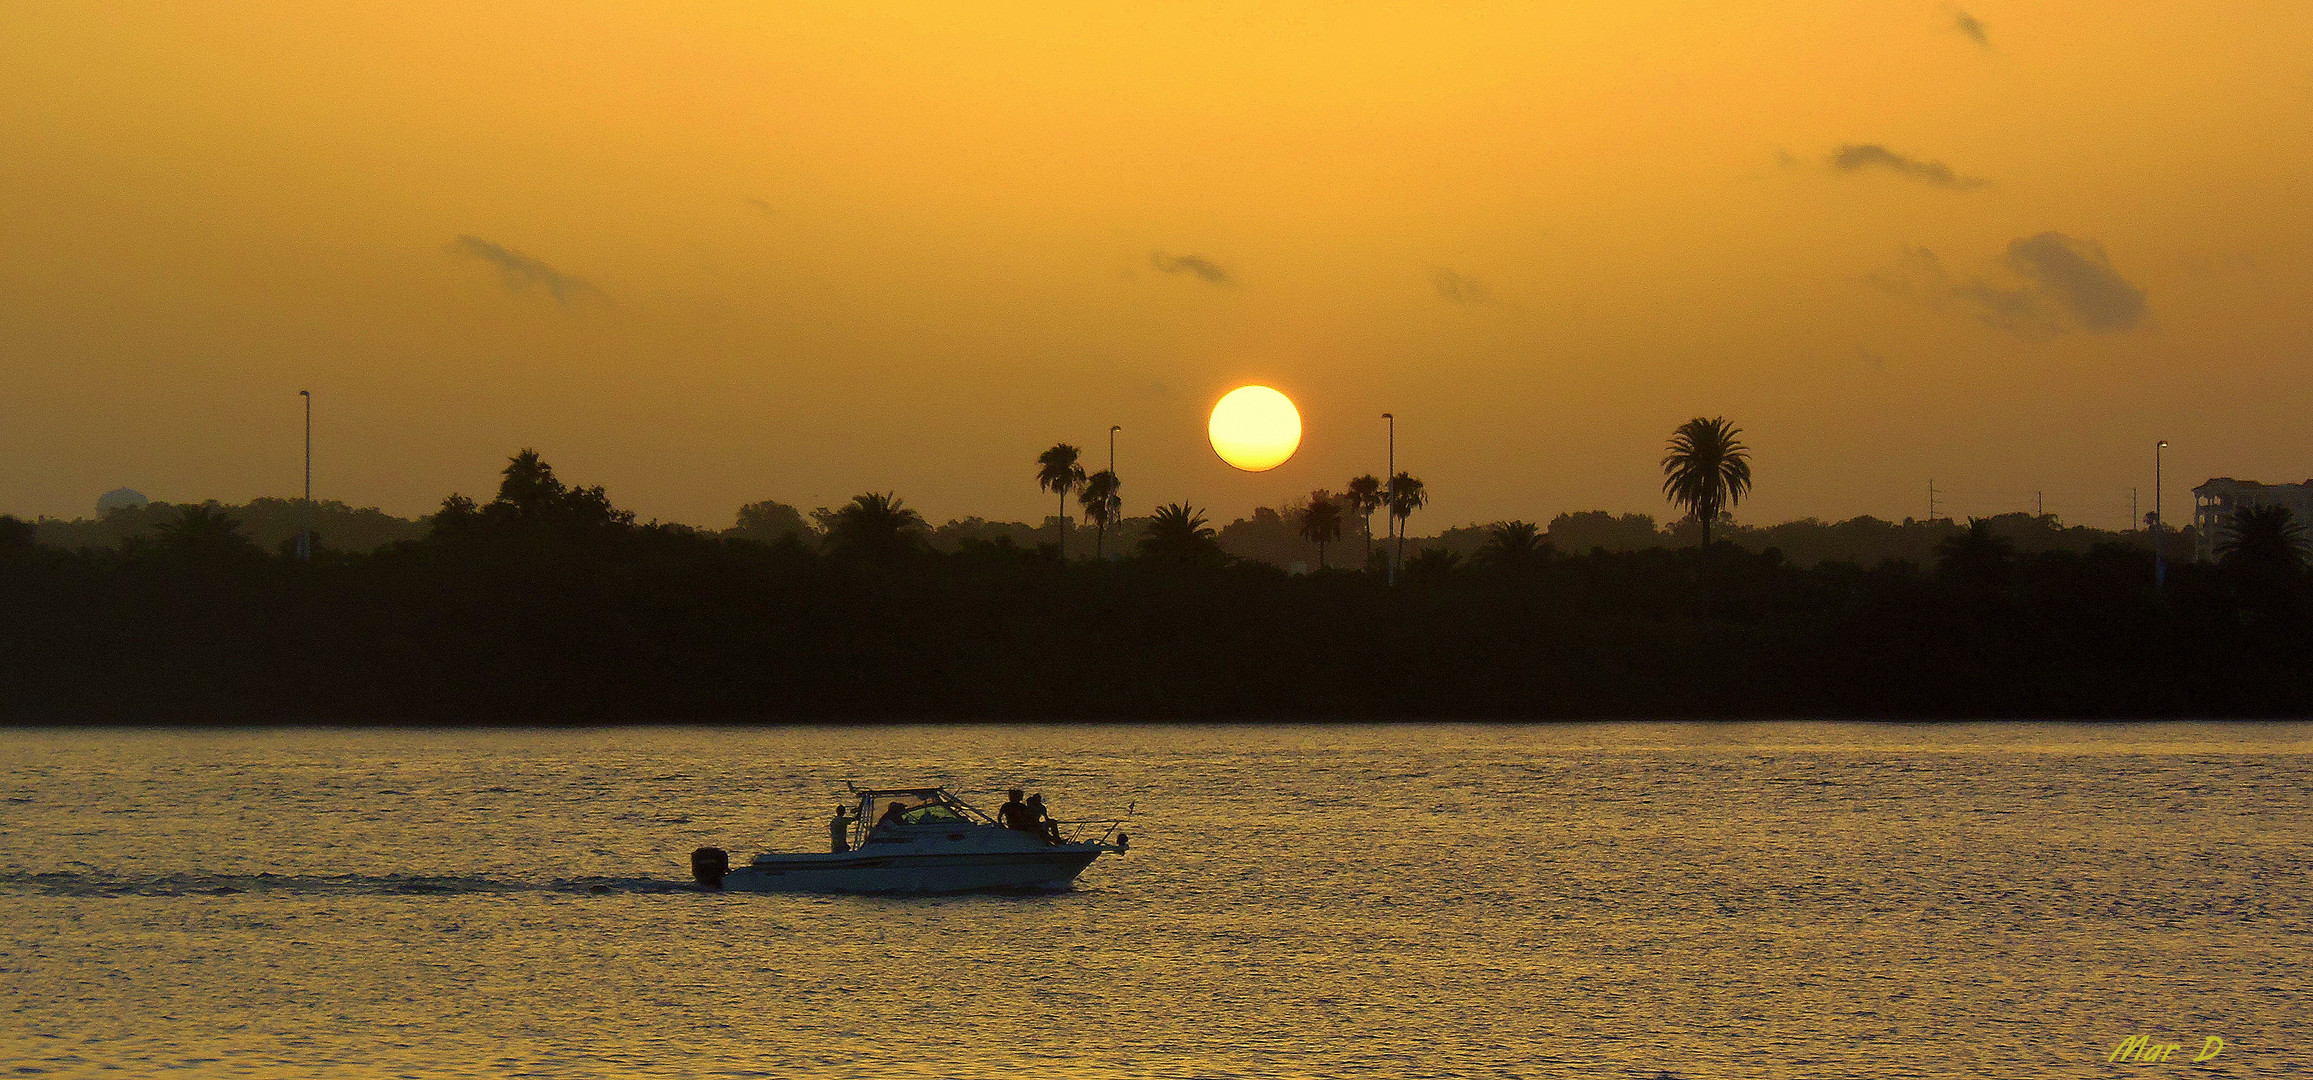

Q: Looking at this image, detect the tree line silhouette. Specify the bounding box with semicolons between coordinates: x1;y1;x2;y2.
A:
4;421;2301;721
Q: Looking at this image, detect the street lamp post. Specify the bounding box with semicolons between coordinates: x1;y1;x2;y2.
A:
1104;424;1120;560
298;390;312;562
2154;439;2168;590
1382;412;1395;585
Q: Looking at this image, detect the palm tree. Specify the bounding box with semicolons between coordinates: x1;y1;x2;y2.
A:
1476;520;1546;568
2217;504;2307;574
1079;469;1121;559
482;449;634;531
1296;490;1345;569
1140;503;1221;564
1344;474;1383;568
814;492;927;560
496;448;564;513
154;503;261;561
1035;444;1086;540
1385;472;1427;578
1661;416;1752;547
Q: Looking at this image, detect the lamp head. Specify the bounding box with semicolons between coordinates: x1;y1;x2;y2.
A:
2158;440;2169;448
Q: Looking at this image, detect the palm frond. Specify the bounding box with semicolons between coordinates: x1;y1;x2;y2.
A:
1036;444;1086;497
1661;417;1751;540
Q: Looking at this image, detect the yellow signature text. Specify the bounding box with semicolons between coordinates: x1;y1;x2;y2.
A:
2108;1035;2223;1064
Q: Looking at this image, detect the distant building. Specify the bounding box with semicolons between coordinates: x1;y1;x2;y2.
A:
2192;478;2313;561
96;488;149;514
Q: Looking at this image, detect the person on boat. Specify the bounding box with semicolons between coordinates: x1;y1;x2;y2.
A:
997;789;1037;832
1026;793;1061;845
870;799;912;837
828;803;857;853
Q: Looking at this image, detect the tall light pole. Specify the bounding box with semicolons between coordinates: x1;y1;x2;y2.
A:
1382;412;1396;585
2154;439;2168;590
1103;424;1120;560
298;390;312;562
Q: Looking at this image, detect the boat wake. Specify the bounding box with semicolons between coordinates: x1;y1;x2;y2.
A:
0;869;699;898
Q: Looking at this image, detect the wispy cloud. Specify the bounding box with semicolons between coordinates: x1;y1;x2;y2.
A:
447;235;600;304
1150;252;1232;285
1873;234;2147;337
1431;268;1492;305
1827;144;1986;189
744;198;775;218
2005;232;2147;331
1872;247;2042;333
1953;9;1989;46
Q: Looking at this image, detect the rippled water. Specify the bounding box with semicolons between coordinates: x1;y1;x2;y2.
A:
2;723;2307;1078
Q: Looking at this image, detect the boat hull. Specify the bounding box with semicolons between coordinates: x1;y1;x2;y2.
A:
721;848;1101;894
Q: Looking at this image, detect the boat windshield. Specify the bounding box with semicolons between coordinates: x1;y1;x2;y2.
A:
856;787;992;829
900;803;968;825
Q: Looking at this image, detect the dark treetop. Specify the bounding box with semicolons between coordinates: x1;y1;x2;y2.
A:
1;454;2296;722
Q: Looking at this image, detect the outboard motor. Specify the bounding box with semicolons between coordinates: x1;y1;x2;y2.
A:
690;846;729;890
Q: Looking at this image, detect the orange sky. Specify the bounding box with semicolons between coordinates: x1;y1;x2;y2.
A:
5;2;2310;532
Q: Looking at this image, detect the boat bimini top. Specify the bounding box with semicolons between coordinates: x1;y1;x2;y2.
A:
844;783;1130;850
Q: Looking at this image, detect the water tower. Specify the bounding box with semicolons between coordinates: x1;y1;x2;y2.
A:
96;488;149;515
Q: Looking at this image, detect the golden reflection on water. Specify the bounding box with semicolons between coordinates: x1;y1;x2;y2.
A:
2;722;2307;1078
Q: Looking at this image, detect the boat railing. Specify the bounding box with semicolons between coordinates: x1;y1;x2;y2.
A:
1052;801;1135;846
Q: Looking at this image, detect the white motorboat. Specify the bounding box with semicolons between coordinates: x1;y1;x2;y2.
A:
690;785;1130;894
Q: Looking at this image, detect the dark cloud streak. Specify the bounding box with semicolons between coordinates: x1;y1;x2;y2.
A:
1150;252;1232;285
1827;144;1985;189
1431;268;1492;305
1953;10;1989;46
2005;232;2147;331
447;236;599;305
1873;234;2147;337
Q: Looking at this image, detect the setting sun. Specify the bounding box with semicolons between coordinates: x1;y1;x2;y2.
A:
1208;386;1303;472
3;6;2305;1078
